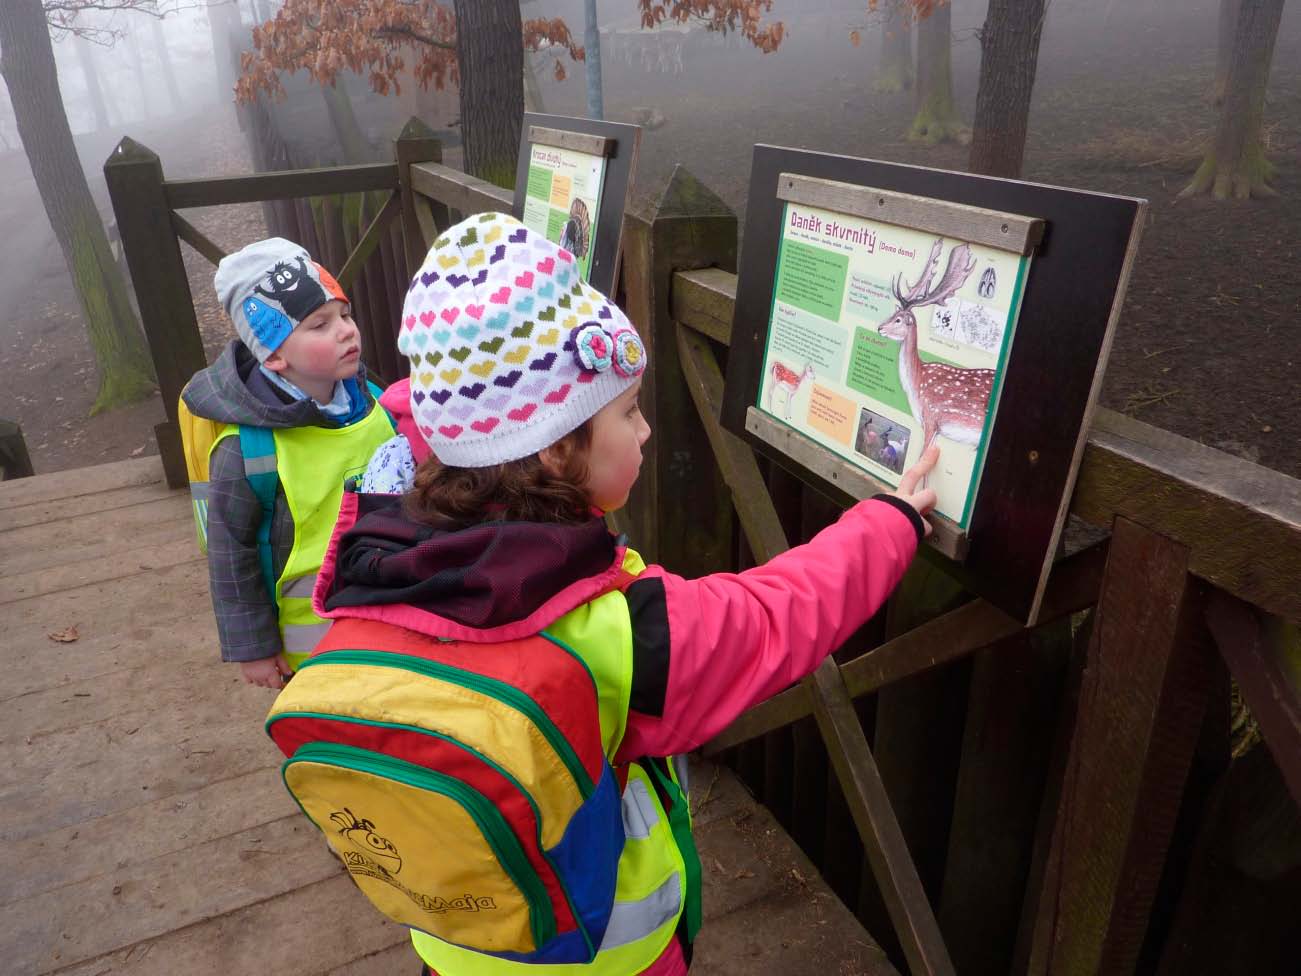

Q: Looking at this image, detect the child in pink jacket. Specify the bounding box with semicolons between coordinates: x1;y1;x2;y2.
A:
313;213;936;975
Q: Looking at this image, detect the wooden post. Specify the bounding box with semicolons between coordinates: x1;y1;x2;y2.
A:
104;137;206;488
394;117;447;271
620;165;736;573
1025;517;1218;976
0;419;35;479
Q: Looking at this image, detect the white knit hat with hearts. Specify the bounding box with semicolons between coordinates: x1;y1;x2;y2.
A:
399;212;647;467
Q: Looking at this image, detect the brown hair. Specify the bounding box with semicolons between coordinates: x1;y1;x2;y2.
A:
404;421;595;527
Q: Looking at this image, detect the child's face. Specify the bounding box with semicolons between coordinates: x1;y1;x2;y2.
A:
583;381;650;513
264;300;361;387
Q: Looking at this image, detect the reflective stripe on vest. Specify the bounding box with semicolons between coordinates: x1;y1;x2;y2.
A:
411;549;695;976
213;405;394;670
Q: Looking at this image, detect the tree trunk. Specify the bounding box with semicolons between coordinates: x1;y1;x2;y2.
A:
206;0;241;104
584;0;604;119
321;77;376;163
124;23;151;121
968;0;1046;179
0;0;155;412
73;35;111;131
873;0;913;94
909;2;966;144
148;8;183;114
452;0;523;187
523;52;547;113
1214;0;1242;103
1180;0;1284;200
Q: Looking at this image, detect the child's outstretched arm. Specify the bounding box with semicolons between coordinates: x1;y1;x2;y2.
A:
616;448;937;761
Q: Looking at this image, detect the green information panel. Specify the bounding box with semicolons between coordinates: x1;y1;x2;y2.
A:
520;143;607;283
759;202;1031;528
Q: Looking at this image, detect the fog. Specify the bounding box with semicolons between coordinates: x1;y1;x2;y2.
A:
1;0;1299;477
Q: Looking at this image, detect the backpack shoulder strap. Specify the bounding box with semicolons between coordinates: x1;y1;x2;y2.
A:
237;425;279;603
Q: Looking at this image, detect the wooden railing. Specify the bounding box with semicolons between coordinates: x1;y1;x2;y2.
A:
106;123;1301;976
623;167;1301;976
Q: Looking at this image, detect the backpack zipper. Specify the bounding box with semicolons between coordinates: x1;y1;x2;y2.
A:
297;649;595;797
287;740;557;949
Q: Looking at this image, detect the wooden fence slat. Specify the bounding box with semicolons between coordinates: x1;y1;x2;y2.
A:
337;191;401;293
1073;408;1301;623
705;542;1105;755
1029;517;1218;976
164;163;399;209
672;267;736;345
169;211;227;266
619;166;736;574
809;659;957;976
1204;591;1301;805
103;137;207;488
394;117;447;270
674;325;789;562
409;160;513;219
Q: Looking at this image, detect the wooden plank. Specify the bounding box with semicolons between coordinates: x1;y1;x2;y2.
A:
409;160;513;217
1204;591;1301;806
52;875;408;976
0;477;176;532
704;541;1105;755
1032;517;1218;976
527;124;614;157
1074;407;1301;625
745;406;968;561
0;497;192;577
2;814;341;974
676;326;789;563
808;658;956;976
170;210;227;266
777;173;1044;255
3;768;290;903
337;190;401;293
164;163;399;209
0;536;203;605
672;267;735;345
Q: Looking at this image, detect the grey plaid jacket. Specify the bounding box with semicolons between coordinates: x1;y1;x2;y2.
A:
182;341;378;663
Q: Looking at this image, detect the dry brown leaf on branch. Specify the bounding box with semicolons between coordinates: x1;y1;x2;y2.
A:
47;625;80;643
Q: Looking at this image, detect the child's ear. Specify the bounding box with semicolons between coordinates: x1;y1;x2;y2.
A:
262;350;288;373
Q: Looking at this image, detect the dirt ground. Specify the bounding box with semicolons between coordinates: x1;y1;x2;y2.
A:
2;4;1298;479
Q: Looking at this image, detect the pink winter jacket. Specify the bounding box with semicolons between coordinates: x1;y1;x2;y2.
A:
311;489;922;974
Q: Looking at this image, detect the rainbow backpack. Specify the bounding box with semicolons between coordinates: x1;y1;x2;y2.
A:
265;612;627;964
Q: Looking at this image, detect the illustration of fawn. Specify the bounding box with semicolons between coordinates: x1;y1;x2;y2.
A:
767;361;816;420
877;239;994;454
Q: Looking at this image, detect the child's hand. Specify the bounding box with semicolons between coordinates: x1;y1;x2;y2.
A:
892;445;939;538
240;654;292;689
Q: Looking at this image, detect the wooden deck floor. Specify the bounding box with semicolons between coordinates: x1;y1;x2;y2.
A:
0;457;895;976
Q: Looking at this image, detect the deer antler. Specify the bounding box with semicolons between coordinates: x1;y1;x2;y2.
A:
914;243;977;310
893;239;944;308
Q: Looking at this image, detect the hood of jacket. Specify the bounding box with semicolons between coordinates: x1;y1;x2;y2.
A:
181;339;372;429
314;491;629;642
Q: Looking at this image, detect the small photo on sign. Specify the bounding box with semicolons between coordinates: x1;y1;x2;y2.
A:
854;407;911;476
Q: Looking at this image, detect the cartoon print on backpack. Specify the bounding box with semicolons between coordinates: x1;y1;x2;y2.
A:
256;255;329;321
332;807;403;875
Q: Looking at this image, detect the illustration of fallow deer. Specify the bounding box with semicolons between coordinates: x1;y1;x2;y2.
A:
877;239;995;456
767;361;816;420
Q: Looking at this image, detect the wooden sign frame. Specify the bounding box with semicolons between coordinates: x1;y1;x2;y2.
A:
721;145;1147;624
511;113;641;296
